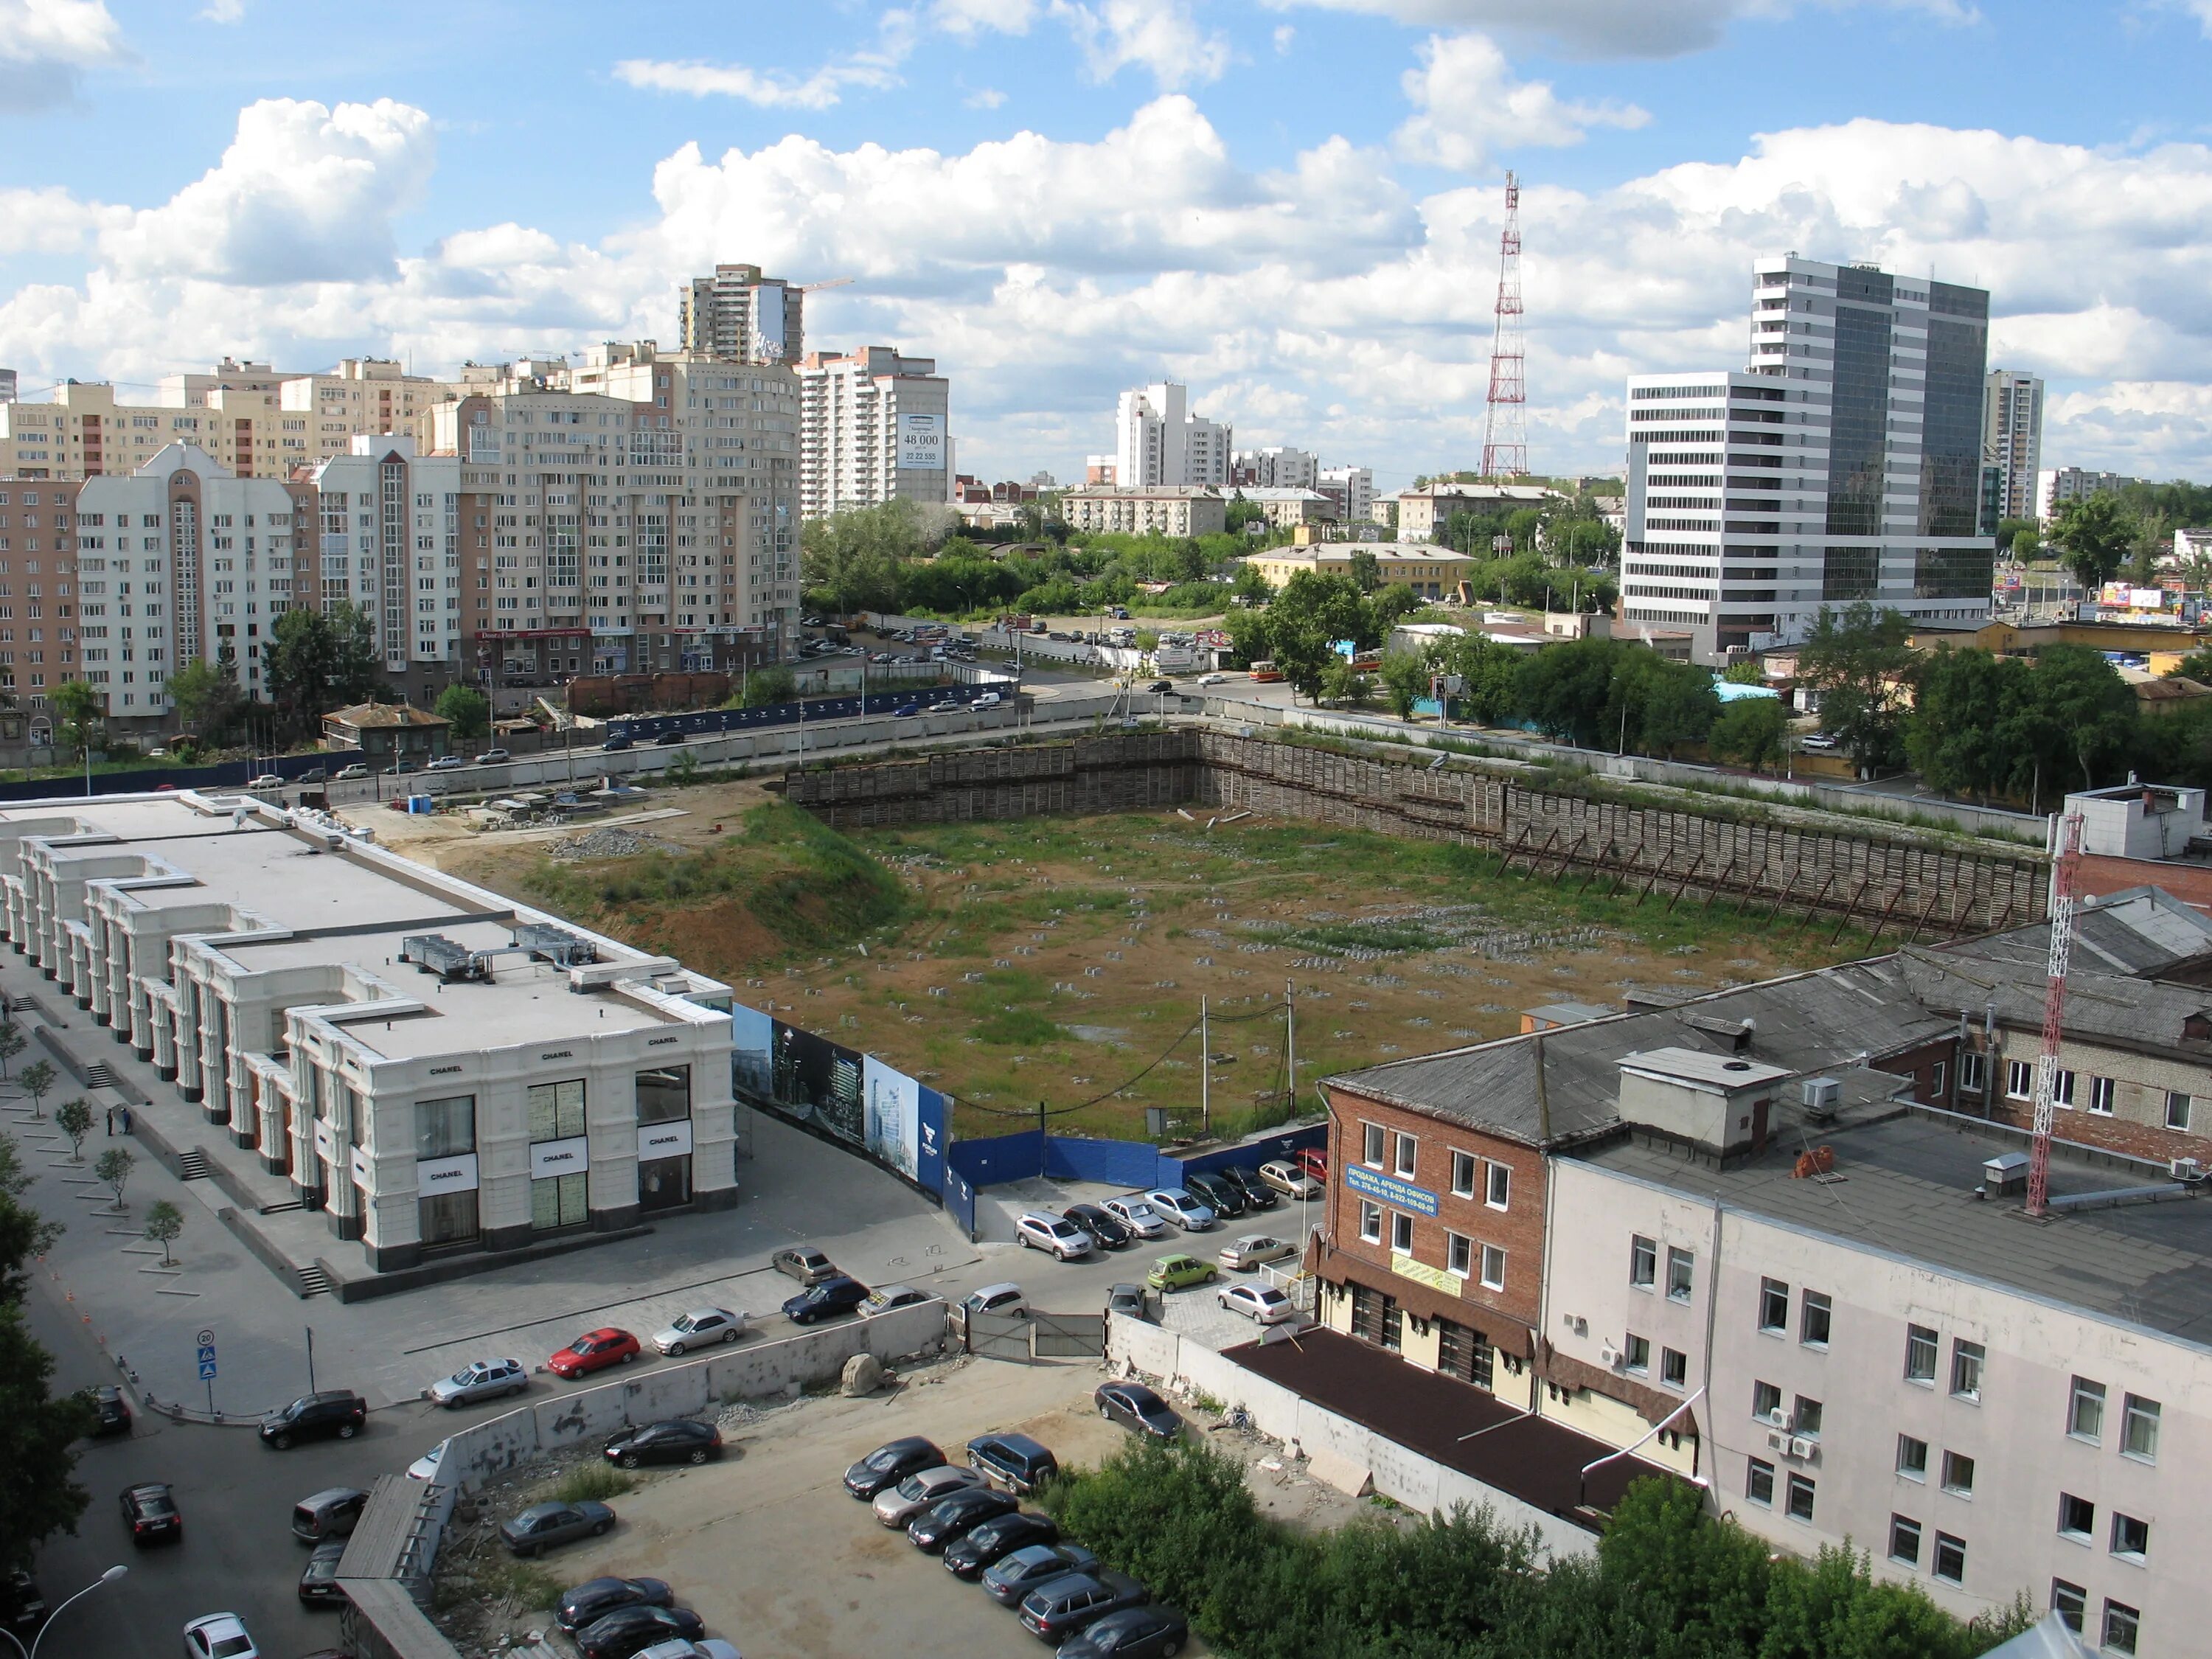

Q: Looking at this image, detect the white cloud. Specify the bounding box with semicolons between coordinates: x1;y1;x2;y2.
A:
932;0;1040;32
1049;0;1232;88
200;0;246;21
1394;32;1646;169
613;56;899;111
0;184;123;255
0;0;128;110
1273;21;1295;50
964;86;1009;108
1264;0;1975;60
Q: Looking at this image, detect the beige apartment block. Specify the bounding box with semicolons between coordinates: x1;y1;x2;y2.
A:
1060;485;1225;538
796;347;950;520
1242;542;1474;599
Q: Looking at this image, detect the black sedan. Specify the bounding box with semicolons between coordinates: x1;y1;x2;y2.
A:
556;1576;675;1635
1096;1381;1181;1440
498;1500;614;1557
1056;1604;1192;1659
1183;1171;1246;1219
1065;1203;1131;1250
943;1511;1060;1579
119;1481;182;1546
1;1571;47;1635
844;1436;945;1500
1216;1164;1279;1210
574;1602;706;1659
782;1274;868;1324
297;1538;348;1606
86;1384;133;1436
603;1419;723;1470
906;1486;1020;1553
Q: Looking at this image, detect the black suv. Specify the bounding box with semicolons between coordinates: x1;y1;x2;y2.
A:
1063;1203;1131;1251
260;1391;368;1450
1183;1170;1247;1220
1215;1164;1279;1210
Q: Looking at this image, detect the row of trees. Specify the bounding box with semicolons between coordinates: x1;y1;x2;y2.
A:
1043;1435;2029;1659
2011;480;2212;592
0;1107;95;1573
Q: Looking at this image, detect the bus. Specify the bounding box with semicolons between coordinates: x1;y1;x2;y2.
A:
1249;660;1284;683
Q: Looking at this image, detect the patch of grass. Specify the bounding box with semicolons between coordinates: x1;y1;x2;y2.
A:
974;1006;1069;1047
1247;918;1448;956
553;1464;634;1504
476;1557;563;1612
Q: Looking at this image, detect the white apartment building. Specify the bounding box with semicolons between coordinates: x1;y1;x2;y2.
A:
796;347;951;520
308;437;464;683
1983;369;2044;526
1232;445;1318;488
1230;485;1335;529
680;263;804;364
1060;485;1225;538
0;789;737;1274
1394;481;1554;544
1624;255;1994;661
1318;464;1375;524
2040;467;2143;521
1114;383;1231;488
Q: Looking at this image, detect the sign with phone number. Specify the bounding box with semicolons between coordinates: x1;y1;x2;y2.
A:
1345;1162;1439;1217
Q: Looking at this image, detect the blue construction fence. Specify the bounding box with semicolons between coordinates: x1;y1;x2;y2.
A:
607;677;1013;744
0;750;336;804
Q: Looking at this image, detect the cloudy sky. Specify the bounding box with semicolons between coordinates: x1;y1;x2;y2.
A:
3;0;2211;490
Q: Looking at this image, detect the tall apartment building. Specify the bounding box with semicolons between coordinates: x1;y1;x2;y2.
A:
1318;464;1376;524
796;347;950;520
1114;383;1231;488
1622;255;1994;661
679;264;804;364
2039;467;2143;521
1231;445;1318;489
1982;370;2044;529
307;437;464;704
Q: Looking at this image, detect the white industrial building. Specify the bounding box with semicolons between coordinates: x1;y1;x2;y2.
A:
0;790;737;1273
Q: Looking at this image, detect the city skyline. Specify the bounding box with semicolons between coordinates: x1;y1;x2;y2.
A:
1;2;2209;488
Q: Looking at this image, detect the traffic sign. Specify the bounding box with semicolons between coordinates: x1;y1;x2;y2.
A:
195;1343;217;1366
196;1328;215;1346
198;1360;218;1381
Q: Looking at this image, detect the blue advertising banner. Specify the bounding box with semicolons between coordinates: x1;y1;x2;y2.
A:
917;1085;947;1196
731;998;947;1198
1344;1163;1439;1217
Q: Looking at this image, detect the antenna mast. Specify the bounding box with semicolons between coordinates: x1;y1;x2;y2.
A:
2025;812;2085;1218
1480;170;1528;481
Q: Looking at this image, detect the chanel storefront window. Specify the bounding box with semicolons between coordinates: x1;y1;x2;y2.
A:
529;1078;588;1230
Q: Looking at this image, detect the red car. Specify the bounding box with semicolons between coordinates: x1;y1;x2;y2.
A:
1298;1147;1329;1184
549;1328;641;1380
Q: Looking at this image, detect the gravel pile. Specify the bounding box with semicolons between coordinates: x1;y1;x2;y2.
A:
548;826;678;860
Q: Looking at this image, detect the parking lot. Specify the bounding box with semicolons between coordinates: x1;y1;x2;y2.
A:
501;1354;1190;1658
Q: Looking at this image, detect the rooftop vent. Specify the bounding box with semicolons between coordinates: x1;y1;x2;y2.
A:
1982;1152;2029;1198
513;923;596;967
400;935;487;982
1801;1077;1841;1122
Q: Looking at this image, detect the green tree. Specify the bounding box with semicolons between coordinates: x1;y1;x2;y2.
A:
53;1098;91;1162
1992;516;2041;557
1626;655;1721;759
434;684;490;740
2031;643;2140;791
739;664;799;708
1271;625;1335;704
1346;549;1380;593
1708;695;1788;773
1319;657;1373;708
2170;648;2212;684
1427;633;1527;726
265;600;379;734
166;657;243;742
2048;492;2139;591
0;1303;97;1573
143;1197;184;1266
0;1132;27;1202
1907;646;2019;804
1231;560;1273;608
1379;650;1430;720
94;1145;136;1213
0;1020;22;1080
1797;602;1915;776
1270;570;1372;653
1369;582;1423;630
801;499;928;616
1516;636;1628;748
50;680;103;762
1721;659;1764;685
17;1059;55;1120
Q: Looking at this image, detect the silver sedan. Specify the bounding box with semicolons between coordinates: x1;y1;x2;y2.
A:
428;1357;529;1408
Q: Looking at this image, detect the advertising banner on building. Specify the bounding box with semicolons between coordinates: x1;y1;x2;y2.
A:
863;1055;919;1180
897;413;946;471
773;1021;865;1147
731;1003;774;1097
728;999;947;1196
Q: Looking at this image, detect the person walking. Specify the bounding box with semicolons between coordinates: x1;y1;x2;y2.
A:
105;1105;114;1136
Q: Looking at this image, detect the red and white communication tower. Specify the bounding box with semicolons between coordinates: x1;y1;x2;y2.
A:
1479;170;1527;480
2025;812;2086;1218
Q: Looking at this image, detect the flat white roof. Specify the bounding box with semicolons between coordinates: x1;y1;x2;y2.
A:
1619;1046;1792;1092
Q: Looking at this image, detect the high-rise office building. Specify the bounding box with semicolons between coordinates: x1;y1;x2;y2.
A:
1622;254;1992;660
1114;383;1231;489
796;347;950;520
679;264;804;365
1982;369;2043;529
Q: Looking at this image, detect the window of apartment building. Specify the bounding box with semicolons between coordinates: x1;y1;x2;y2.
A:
2069;1377;2105;1442
1785;1473;1816;1523
1630;1235;1658;1289
1450;1150;1476;1198
1666;1246;1695;1302
1800;1290;1832;1348
1930;1060;1947;1099
1391;1211;1415;1255
2050;1580;2085;1635
1362;1122;1385;1167
1888;1515;1922;1568
1932;1531;1965;1585
2088;1076;2116;1116
2121;1394;2160;1462
1896;1434;1928;1481
1446;1231;1472;1278
1624;1334;1650;1375
1480;1245;1507;1292
1941;1450;1975;1497
1950;1339;1984;1402
2056;1068;2076;1107
1436;1318;1495;1391
1746;1458;1775;1507
2102;1600;2140;1655
1959;1051;1985;1094
1759;1277;1789;1333
1753;1380;1782;1422
528;1077;589;1231
2059;1493;2095;1543
1484;1160;1510;1209
2110;1512;2148;1563
1359;1202;1382;1244
2006;1060;2034;1100
2166;1091;2193;1131
1793;1396;1823;1438
1660;1346;1688;1389
1349;1282;1400;1352
1393;1133;1419;1180
1905;1324;1939;1384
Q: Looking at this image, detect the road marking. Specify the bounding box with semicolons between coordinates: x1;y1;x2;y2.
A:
156;1287;201;1298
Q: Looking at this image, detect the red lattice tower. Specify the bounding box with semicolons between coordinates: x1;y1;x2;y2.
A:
1480;170;1528;480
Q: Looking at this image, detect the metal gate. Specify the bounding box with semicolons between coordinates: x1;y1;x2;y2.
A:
963;1310;1034;1362
1031;1310;1105;1359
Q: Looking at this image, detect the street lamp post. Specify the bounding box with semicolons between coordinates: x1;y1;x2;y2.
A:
0;1564;127;1659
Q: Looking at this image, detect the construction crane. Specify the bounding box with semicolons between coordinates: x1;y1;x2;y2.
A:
2025;811;2085;1218
798;276;855;294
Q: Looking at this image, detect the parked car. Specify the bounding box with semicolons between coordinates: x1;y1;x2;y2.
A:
1095;1381;1181;1440
649;1307;745;1356
874;1465;984;1528
428;1357;529;1408
1215;1164;1279;1210
296;1538;347;1607
1105;1282;1147;1320
1018;1571;1150;1642
86;1382;133;1436
942;1511;1061;1579
259;1391;366;1450
333;764;372;781
771;1245;840;1285
843;1436;945;1500
121;1481;183;1546
1182;1171;1246;1220
1296;1147;1329;1184
406;1441;448;1483
1055;1605;1191;1659
548;1328;642;1380
573;1604;705;1659
1257;1158;1322;1200
782;1274;868;1324
1218;1283;1298;1324
860;1283;933;1315
600;734;633;752
1063;1203;1131;1251
1015;1211;1093;1261
555;1577;675;1635
474;748;511;765
295;766;327;785
961;1281;1028;1320
967;1431;1060;1495
1101;1196;1168;1239
386;759;420;775
1146;1253;1216;1292
182;1613;259;1659
633;1640;741;1659
426;755;469;772
243;773;284;790
499;1500;615;1557
1217;1233;1296;1272
982;1543;1102;1606
603;1420;722;1470
650;731;690;747
1798;733;1839;751
0;1571;46;1636
291;1487;369;1543
906;1486;1020;1552
1146;1189;1216;1231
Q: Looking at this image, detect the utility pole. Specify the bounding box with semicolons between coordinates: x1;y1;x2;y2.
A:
1200;995;1210;1141
1284;980;1296;1117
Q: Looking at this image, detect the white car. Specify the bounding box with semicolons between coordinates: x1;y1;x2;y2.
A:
1198;672;1227;686
873;1464;984;1527
406;1439;448;1483
1257;1158;1322;1200
183;1613;258;1659
1015;1211;1093;1261
973;691;1002;706
333;763;372;781
426;754;469;771
639;1641;745;1659
1102;1196;1168;1239
1218;1283;1298;1324
1147;1188;1217;1231
428;1356;529;1408
651;1307;747;1356
245;774;284;791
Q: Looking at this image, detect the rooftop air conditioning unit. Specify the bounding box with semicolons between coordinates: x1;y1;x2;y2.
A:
2171;1157;2205;1182
1801;1077;1841;1121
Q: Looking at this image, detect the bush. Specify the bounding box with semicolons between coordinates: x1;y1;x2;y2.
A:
552;1464;633;1504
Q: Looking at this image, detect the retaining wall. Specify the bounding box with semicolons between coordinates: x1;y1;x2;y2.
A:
783;729;1200;829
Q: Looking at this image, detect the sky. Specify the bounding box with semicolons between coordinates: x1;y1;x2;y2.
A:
3;1;2212;492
